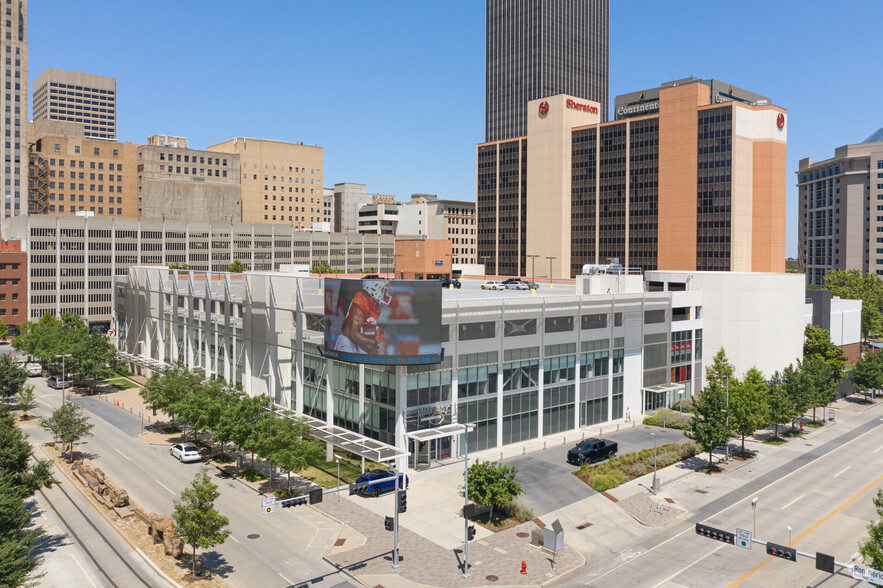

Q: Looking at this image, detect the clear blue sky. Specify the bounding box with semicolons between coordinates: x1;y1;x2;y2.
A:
30;1;883;258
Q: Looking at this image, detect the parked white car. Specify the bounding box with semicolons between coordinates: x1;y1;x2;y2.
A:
481;280;506;290
505;281;530;290
25;363;42;377
170;443;203;463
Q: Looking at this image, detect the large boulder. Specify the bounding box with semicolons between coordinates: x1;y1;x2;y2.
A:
147;513;172;540
163;531;183;558
109;487;129;508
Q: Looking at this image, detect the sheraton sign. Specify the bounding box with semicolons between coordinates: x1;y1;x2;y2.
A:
566;99;598;114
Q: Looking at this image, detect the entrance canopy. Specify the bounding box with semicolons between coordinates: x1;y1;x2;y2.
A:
117;351;168;374
642;382;687;412
405;423;468;443
293;412;409;463
642;383;686;396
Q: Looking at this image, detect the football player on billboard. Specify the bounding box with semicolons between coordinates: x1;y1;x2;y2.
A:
334;279;392;353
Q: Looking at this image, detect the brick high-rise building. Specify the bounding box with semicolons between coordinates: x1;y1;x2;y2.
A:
485;0;609;142
1;0;27;218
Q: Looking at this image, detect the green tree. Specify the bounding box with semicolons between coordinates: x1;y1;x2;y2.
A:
0;353;26;400
0;316;8;340
0;474;45;588
256;413;322;494
15;385;36;420
766;372;793;439
851;351;883;401
705;349;737;391
0;406;53;496
783;363;812;431
859;489;883;572
13;312;88;365
140;364;203;427
687;378;732;470
171;469;230;577
803;324;846;420
730;367;768;455
216;394;267;471
310;261;340;274
179;378;237;448
799;354;836;423
168;262;190;270
824;269;883;337
465;461;522;521
68;330;117;385
227;260;245;273
39;402;95;462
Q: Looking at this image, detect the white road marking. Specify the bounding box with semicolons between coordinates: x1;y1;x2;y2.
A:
652;543;726;588
229;534;240;544
38;398;54;409
279;572;293;584
155;480;175;495
585;417;883;585
70;553;99;588
113;448;131;462
874;446;883;453
833;466;850;478
780;494;805;510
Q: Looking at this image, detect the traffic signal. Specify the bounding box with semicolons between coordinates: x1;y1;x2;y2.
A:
397;490;407;513
695;523;735;544
349;481;371;495
384;516;394;532
766;542;796;562
309;488;323;505
281;496;308;508
467;525;476;541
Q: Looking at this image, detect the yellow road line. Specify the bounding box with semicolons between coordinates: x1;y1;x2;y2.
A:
727;472;883;587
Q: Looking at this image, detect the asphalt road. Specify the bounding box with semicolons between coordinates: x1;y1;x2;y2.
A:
580;409;883;587
505;423;688;514
24;373;355;588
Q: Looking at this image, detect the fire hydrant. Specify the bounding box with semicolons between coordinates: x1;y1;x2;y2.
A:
521;560;527;575
800;422;804;432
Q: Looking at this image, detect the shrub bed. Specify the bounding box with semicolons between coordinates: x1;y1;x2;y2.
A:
642;408;692;430
573;442;699;492
470;501;534;532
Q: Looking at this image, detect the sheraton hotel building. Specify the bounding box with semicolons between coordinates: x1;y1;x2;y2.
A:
476;77;787;280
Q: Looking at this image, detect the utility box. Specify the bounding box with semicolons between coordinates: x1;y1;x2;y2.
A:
543;519;565;553
530;528;543;547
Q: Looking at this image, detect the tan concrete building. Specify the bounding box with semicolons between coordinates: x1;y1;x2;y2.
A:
797;129;883;286
33;68;116;139
396;194;477;264
2;0;27;218
208;137;323;227
137;135;240;223
477;78;787;278
28;120;137;217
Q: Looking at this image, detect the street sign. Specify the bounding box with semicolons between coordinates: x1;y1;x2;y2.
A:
736;528;751;550
262;497;275;514
852;563;883;583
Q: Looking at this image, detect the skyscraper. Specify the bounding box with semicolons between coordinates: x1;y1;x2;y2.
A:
33;69;117;139
2;0;27;218
485;0;609;142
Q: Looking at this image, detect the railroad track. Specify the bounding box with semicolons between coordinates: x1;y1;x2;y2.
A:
38;478;156;588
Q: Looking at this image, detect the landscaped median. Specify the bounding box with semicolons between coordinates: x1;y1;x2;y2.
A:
572;442;700;492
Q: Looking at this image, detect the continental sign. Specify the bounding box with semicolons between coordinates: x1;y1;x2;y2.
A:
617;101;659;117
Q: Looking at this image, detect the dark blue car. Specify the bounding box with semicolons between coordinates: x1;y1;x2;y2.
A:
354;469;409;497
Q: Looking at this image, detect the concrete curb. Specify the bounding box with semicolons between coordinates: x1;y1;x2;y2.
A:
36;443;183;588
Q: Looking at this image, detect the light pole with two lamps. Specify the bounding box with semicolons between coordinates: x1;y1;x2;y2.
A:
751;496;758;536
55;353;72;405
526;254;540;294
545;256;556;288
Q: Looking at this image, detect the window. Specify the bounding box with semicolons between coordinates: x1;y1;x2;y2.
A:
93;147;100;155
54;143;60;151
74;145;80;154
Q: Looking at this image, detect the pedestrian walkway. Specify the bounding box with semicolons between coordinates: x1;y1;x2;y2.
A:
317;494;584;587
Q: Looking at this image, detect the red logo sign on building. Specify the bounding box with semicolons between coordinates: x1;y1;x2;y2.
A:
776;113;785;129
538;101;549;116
565;98;598;114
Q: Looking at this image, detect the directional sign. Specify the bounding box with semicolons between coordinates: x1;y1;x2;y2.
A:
852;563;883;583
262;496;275;515
736;528;751;550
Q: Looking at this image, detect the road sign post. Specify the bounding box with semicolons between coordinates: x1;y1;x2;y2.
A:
262;497;275;514
736;528;751;550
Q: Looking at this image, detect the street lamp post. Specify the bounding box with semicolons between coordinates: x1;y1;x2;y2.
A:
480;256;490;283
334;454;342;502
650;432;659;493
457;423;476;578
526;255;540;293
545;256;556;288
55;353;72;405
751;497;758;537
393;253;405;280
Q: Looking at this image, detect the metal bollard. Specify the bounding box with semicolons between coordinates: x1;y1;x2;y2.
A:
582;432;585;440
563;436;566;445
617;424;620;431
544;441;547;450
600;427;602;435
501;452;503;461
523;447;526;455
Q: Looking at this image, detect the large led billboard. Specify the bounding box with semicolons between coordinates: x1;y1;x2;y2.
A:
323;278;443;365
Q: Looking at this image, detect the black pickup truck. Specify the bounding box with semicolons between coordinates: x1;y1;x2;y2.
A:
566;438;618;465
